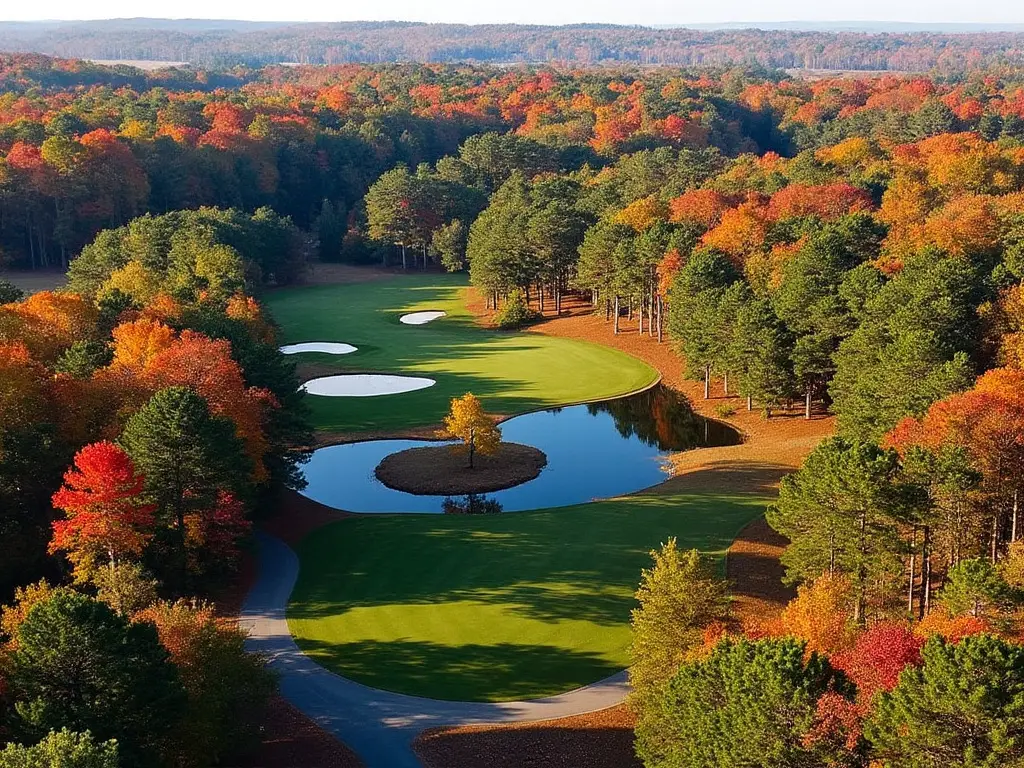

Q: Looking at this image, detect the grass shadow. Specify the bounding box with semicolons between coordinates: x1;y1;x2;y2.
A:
294;637;624;702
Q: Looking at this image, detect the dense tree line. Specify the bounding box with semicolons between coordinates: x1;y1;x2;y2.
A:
10;21;1024;72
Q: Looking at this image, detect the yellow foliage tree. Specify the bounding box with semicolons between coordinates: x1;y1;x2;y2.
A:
103;261;161;305
442;393;501;468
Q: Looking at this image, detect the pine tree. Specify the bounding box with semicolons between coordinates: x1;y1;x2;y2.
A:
120;387;248;587
866;634;1024;767
767;437;912;622
7;592;185;768
635;637;857;768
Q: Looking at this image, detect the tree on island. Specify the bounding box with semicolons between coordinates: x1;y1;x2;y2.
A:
442;393;500;469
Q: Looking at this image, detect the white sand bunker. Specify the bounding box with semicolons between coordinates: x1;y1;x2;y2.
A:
301;374;436;397
400;311;446;325
279;342;357;355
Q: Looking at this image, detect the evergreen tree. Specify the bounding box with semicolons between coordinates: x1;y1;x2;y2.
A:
667;248;742;393
0;279;23;304
120;387;248;586
730;296;794;414
635;637;858;768
831;252;981;441
767;437;912;622
867;634;1024;767
630;540;728;697
314;199;346;263
7;592;185;768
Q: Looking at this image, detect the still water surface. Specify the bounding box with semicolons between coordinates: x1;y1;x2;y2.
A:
299;385;740;513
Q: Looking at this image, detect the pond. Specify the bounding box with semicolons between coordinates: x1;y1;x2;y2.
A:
298;385;741;514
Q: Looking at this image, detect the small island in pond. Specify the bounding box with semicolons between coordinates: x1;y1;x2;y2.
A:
374;442;547;495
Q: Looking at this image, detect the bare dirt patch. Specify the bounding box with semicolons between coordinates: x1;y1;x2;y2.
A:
375;442;547;495
227;695;363;768
415;704;639;768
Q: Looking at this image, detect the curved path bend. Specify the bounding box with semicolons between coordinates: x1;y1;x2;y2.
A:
241;532;629;768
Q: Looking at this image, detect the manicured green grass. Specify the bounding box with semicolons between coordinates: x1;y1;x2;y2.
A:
266;274;658;431
288;490;768;701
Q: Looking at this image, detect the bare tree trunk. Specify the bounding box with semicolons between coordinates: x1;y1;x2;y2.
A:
921;525;932;620
805;387;812;420
650;285;656;337
856;510;867;625
614;296;619;334
605;297;611;321
401;243;407;270
723;372;729;396
539;284;545;314
908;526;917;615
1013;489;1019;542
657;296;663;343
704;365;710;399
747;394;753;411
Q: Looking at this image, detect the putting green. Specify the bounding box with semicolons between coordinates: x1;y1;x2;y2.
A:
288;490;768;702
266;274;658;431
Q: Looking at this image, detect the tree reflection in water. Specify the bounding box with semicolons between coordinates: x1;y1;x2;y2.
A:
442;494;504;514
587;385;741;451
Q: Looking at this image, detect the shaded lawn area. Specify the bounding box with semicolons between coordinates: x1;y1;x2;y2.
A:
288;489;769;701
265;274;658;432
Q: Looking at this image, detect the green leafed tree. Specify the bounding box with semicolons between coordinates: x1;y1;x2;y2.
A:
635;636;858;768
767;437;913;622
666;248;744;396
0;729;119;768
6;592;185;768
0;279;24;304
729;295;794;415
830;252;981;441
430;219;468;272
866;634;1024;767
314;199;346;263
630;540;728;760
120;386;249;587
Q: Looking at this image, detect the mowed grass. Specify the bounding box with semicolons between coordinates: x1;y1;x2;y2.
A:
288;490;768;701
266;273;658;431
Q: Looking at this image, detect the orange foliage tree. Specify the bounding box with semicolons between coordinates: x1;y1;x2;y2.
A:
778;573;859;657
142;331;276;481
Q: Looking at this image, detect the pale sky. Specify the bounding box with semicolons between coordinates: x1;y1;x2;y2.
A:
3;0;1024;26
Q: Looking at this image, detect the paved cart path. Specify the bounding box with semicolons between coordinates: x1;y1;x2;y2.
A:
241;532;629;768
